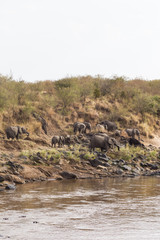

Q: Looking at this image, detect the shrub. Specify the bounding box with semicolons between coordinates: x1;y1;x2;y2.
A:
132;93;158;118
93;82;101;98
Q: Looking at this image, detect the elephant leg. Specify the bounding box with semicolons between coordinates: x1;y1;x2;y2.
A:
6;134;10;139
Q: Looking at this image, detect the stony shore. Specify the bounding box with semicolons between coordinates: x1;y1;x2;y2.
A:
0;140;160;190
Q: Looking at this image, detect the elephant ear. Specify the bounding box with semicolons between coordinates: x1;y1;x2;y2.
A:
107;138;113;145
17;126;22;134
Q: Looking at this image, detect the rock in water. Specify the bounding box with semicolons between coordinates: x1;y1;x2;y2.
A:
5;184;16;190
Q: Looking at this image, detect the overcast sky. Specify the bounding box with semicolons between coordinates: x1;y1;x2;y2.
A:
0;0;160;82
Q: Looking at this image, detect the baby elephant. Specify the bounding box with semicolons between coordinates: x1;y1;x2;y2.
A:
128;138;145;148
51;135;64;148
64;135;71;146
73;122;86;134
51;135;71;148
5;126;29;140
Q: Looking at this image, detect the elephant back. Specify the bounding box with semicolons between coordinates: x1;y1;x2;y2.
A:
90;134;109;149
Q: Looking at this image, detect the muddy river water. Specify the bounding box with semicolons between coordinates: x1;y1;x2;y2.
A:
0;176;160;240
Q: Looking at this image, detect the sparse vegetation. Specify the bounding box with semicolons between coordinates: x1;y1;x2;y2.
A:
0;73;160;137
108;146;159;162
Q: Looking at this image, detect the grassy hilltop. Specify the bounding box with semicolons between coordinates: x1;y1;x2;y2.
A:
0;74;160;140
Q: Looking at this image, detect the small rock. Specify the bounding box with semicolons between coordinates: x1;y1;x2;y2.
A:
5;184;16;190
97;153;108;158
147;163;159;170
133;157;139;162
97;165;108;170
140;162;148;168
19;155;28;160
98;156;110;162
119;159;126;164
89;159;106;167
6;174;25;184
0;176;4;182
56;176;63;180
120;165;132;171
112;161;118;166
132;168;140;174
115;169;124;175
59;171;77;179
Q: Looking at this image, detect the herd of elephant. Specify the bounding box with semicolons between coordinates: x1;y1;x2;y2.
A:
4;120;141;152
73;121;140;139
73;121;141;152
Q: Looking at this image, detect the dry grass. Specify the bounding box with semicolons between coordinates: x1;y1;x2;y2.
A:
139;122;154;138
0;74;160;140
29;121;42;135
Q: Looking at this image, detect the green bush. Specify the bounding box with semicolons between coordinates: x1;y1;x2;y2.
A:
132;93;159;118
0;73;160;123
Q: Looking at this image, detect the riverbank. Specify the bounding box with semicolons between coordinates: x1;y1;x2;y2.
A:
0;136;160;190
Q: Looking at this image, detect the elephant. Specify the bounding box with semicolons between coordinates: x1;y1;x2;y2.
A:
90;133;120;152
32;113;47;135
114;129;121;137
109;137;120;151
64;135;71;146
42;120;47;135
125;128;140;140
97;133;120;150
51;135;71;147
51;135;64;148
83;122;92;133
73;122;80;130
5;126;29;140
73;122;86;134
51;135;61;147
100;120;117;132
128;138;145;148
